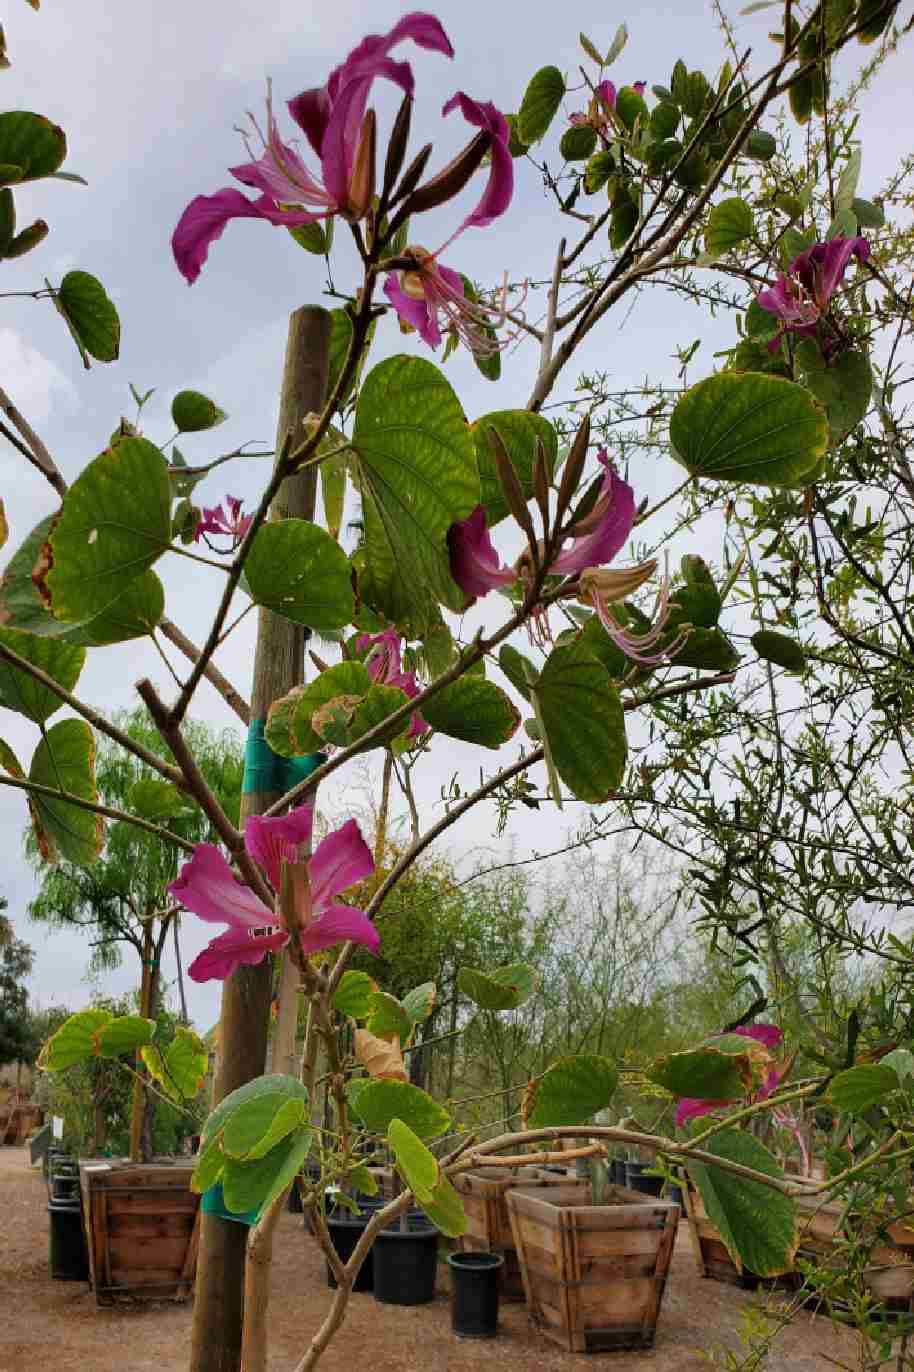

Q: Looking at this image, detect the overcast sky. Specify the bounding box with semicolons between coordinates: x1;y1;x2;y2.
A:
1;1;910;1031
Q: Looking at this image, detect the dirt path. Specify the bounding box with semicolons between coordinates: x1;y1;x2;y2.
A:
0;1146;865;1370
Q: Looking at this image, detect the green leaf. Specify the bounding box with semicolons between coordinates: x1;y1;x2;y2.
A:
584;150;615;193
388;1117;438;1203
45;438;172;624
473;410;557;526
78;571;165;645
615;86;648;131
128;777;188;821
163;1026;208;1099
326;308;374;410
517;66;566;145
648;1045;750;1100
534;641;628;803
705;197;753;257
333;970;378;1021
421;676;520;749
505;114;531;158
320;439;348;540
458;963;537;1011
745;130;777;161
826;206;857;241
39;1009;112;1071
29;718;103;865
677;555;722;627
191;1135;226;1194
605;22;629;65
610;196;639;248
352;356;479;634
96;1015;154;1058
171;390;227;433
346;1162;379;1196
835;146;862;213
0;111;66;181
0;737;24;778
289;220;332;255
687;1129;796;1276
751;629;806;673
797;346;872;442
789;70;815;125
880;1048;914;1084
523;1054;619;1128
423;1175;467;1238
0;627;84;723
222;1080;309;1160
857;0;894;42
266;662;372;756
498;644;536;700
202;1074;309;1149
347;683;411;749
402;982;437;1025
681;69;712;118
222;1130;311;1216
366;992;411;1042
351;1079;450;1139
669;627;740;672
650;102;680;139
579;32;604;65
56;272;120;365
851;196;885;228
670;372;828;488
560;125;597;161
243;519;354;632
243;1098;309;1161
830;1063;899;1114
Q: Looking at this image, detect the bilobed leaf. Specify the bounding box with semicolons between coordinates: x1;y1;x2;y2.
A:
56;272;120;365
851;196;884;228
170;390;227;433
423;1174;467;1237
367;991;411;1042
523;1054;619;1127
534;641;628;802
830;1063;899;1113
668;627;740;672
288;220;332;255
191;1135;226;1194
347;683;411;749
648;1045;750;1100
458;963;537;1011
605;22;628;65
880;1048;914;1084
128;777;188;821
473;410;557;526
243;1098;309;1161
615;86;648;131
677;555;722;627
499;643;536;700
402;982;437;1026
222;1130;310;1216
326;308;374;409
650;102;681;138
352;356;479;634
688;1129;796;1276
670;373;828;488
351;1079;450;1139
29;718;103;865
797;345;872;442
518;66;566;145
746;130;777;161
45;438;172;624
243;519;354;632
388;1117;439;1203
835;146;862;213
38;1008;112;1071
560;125;597;160
202;1074;309;1148
0;111;66;181
751;629;806;673
705;198;753;257
421;676;520;749
79;571;165;645
162;1026;208;1099
266;662;372;756
333;969;378;1020
0;627;84;723
95;1015;154;1058
222;1078;310;1159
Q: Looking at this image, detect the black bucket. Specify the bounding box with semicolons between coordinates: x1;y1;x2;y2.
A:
324;1200;384;1292
664;1181;684;1209
625;1161;665;1197
48;1199;89;1281
448;1251;503;1339
610;1158;627;1187
373;1213;439;1306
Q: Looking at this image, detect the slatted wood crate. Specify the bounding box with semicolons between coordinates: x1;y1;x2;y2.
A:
455;1167;588;1301
79;1161;201;1305
795;1193;914;1314
507;1183;679;1352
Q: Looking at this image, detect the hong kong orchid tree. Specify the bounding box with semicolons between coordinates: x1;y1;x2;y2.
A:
4;2;913;1371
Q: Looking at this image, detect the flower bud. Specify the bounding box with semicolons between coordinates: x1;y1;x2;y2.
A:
382;93;413;203
400;131;489;217
555;416;591;524
489;427;537;550
346;108;376;221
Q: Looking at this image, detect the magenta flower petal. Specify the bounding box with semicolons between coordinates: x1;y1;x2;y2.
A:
172;189;273;285
357;627;403;683
245;805;316;890
790;235;870;309
299;903;380;956
551;460;636;575
168;844;273;929
733;1023;783;1050
441;91;514;233
757;274;817;328
597;80;617;111
384;271;441;347
309;818;374;911
188;927;287;983
633;81;647;95
287;85;332;157
447;506;517;600
674;1097;727;1128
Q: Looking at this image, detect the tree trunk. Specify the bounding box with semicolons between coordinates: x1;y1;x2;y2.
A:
129;922;155;1163
189;305;330;1372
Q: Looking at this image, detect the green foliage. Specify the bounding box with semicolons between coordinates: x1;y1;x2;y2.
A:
0;626;84;723
517;66;566;144
458;963;537;1011
349;1079;450;1139
560;125;597;161
687;1130;796;1276
388;1116;438;1200
265;662;372;756
523;1053;619;1127
366;990;412;1041
751;629;806;673
421;676;520;748
796;345;873;442
243;519;354;631
140;1026;208;1101
830;1063;900;1113
0;110;66;181
39;1007;149;1070
170;390;227;432
28;718;102;865
533;642;628;802
473;411;557;526
0;932;35;1069
705;198;754;257
402;982;437;1025
332;970;377;1020
56;271;120;365
648;1044;750;1100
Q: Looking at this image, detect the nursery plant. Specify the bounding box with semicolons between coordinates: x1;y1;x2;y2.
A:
2;1;914;1369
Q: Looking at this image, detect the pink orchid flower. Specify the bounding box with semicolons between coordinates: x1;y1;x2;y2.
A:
356;627;429;739
194;495;252;545
172;13;454;283
169;804;378;983
756;235;870;350
674;1024;785;1128
383;92;515;355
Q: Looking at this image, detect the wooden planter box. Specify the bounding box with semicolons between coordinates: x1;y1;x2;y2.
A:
79;1161;201;1305
455;1167;589;1301
795;1193;914;1314
507;1183;679;1352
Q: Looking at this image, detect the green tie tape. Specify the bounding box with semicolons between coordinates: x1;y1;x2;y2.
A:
242;718;325;796
201;1181;261;1227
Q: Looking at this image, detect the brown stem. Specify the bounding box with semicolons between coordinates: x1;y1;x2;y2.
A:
0;773;195;851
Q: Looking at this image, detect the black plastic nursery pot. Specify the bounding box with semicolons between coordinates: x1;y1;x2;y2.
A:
48;1197;90;1281
448;1251;504;1339
324;1200;385;1292
372;1212;439;1307
625;1161;665;1197
610;1159;628;1187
